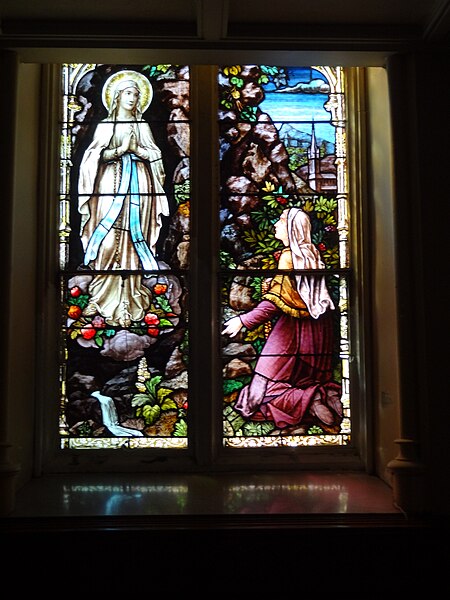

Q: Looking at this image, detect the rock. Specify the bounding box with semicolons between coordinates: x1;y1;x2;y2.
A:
223;358;253;378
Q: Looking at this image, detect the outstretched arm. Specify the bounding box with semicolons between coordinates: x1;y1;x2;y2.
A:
222;301;280;337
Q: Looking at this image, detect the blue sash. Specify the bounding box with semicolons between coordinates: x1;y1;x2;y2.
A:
84;153;158;271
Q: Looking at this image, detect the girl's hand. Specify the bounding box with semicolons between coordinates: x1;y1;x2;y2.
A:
222;316;243;337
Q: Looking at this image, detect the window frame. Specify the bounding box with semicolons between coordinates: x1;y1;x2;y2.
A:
19;61;373;476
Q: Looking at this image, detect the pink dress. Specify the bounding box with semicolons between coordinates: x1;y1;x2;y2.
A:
235;300;341;428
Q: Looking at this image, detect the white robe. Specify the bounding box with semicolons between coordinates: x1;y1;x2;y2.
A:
78;119;169;326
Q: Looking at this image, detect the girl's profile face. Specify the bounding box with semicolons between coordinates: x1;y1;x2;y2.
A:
274;210;289;246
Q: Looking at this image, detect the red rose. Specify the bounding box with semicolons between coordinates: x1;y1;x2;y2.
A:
153;283;168;295
144;313;160;326
147;326;159;337
70;286;81;298
68;305;82;319
81;324;96;340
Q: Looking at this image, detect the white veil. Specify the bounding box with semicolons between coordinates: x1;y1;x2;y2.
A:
108;79;143;120
287;208;335;319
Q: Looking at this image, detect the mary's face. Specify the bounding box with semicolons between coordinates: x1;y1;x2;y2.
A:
274;210;289;246
119;87;140;111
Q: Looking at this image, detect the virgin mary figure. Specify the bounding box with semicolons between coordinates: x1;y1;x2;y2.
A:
78;69;169;327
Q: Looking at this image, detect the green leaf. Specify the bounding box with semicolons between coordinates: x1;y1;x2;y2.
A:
230;76;244;87
244;324;267;343
249;276;264;301
252;338;265;354
308;425;324;434
240;106;257;122
157;387;174;403
161;398;177;411
242;420;275;436
312;231;324;244
223;405;246;433
220;250;236;269
223;378;244;395
131;393;152;407
155;296;172;313
94;331;104;347
174;181;190;204
145;375;162;399
69;294;90;309
159;318;174;327
174;418;187;437
142;404;161;425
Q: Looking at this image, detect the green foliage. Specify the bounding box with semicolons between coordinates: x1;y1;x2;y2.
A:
261;255;277;270
251;337;266;354
308;425;324;435
259;65;287;88
223;378;245;395
311;230;324;245
174;180;190;205
300;196;341;269
240;105;258;123
220;250;237;269
252;205;277;231
322;248;339;268
132;374;177;425
142;64;173;78
229;75;244;88
78;421;93;436
249;276;264;302
287;146;308;171
174;418;187;437
140;404;161;425
242;420;275;436
223;404;246;434
244;324;266;344
68;293;90;310
243;228;282;256
246;184;294;260
132;393;153;407
332;363;342;384
220;95;234;110
220;65;287;117
154;295;172;313
314;196;337;218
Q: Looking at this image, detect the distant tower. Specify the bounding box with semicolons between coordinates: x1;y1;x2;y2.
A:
307;120;321;191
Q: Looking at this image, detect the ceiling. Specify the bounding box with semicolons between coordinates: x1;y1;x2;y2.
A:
0;0;449;50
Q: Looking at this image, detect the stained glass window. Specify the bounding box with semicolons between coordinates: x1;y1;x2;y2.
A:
59;64;190;449
58;63;352;455
219;65;351;448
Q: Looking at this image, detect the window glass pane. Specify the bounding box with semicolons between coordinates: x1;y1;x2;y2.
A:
219;65;351;447
59;64;190;449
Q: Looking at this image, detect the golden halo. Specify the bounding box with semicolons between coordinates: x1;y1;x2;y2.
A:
102;70;153;113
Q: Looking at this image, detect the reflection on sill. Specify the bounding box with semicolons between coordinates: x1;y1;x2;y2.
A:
10;471;400;518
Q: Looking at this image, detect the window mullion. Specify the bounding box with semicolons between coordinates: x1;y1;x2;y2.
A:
190;65;220;466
